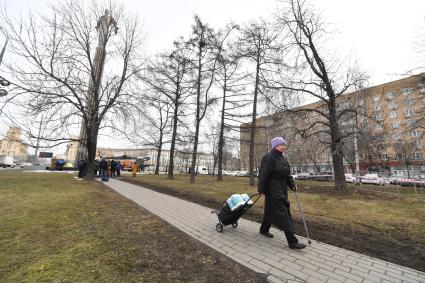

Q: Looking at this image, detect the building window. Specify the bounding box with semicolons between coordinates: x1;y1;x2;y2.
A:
390;111;397;119
376;124;383;130
395;153;403;160
411;130;419;138
415;140;422;149
372;96;379;102
391;122;400;129
373;104;381;111
401;87;413;96
419;84;425;94
412;152;423;160
375;113;383;121
405;108;415;117
392;133;402;140
404;99;415;106
388;102;397;109
394;142;401;149
386;91;395;100
405;119;414;127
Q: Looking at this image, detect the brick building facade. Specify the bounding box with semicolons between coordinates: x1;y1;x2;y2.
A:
240;73;425;177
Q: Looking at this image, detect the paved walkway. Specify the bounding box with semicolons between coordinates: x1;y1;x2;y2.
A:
101;179;425;283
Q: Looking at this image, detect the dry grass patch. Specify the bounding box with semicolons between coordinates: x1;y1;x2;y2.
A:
0;171;267;282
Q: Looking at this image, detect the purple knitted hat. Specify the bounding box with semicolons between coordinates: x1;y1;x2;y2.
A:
271;137;287;149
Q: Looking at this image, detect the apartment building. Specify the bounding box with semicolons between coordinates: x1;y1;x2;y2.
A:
240;73;425;176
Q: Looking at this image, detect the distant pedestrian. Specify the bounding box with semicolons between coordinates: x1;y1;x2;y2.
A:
258;136;306;249
110;160;116;178
78;159;87;178
105;160;110;177
115;161;121;177
99;158;107;179
94;160;99;177
132;163;138;177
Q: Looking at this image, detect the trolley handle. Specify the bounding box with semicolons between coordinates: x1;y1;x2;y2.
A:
245;193;262;206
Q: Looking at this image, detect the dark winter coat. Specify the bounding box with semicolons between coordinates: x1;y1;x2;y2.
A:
258;149;296;232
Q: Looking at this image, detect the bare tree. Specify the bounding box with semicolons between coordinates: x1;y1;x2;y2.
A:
124;90;173;174
235;19;283;186
0;1;144;178
273;0;367;190
215;45;249;181
140;42;192;179
183;17;237;183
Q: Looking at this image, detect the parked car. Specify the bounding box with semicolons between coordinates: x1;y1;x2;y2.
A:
360;174;389;185
20;162;33;168
296;173;310;180
235;170;249;177
223;171;238;176
344;173;357;183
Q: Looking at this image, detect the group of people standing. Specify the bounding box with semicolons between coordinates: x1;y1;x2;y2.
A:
98;158;122;179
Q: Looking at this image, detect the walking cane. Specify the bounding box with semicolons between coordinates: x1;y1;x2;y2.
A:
294;184;312;244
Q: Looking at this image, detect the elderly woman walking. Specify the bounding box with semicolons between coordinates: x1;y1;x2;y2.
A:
258;136;306;249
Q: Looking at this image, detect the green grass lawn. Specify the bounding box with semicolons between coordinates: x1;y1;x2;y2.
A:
0;171;266;282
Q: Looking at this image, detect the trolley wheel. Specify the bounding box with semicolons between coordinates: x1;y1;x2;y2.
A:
232;222;238;228
216;223;223;233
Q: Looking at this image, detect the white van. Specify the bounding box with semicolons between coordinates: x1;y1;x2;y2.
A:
194;166;208;175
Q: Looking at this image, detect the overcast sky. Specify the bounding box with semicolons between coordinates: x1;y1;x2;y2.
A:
2;0;425;153
5;0;425;84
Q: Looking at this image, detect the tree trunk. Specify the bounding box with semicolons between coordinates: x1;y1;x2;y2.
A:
85;122;99;180
190;43;203;184
217;78;227;182
155;140;162;175
329;104;347;191
248;57;260;186
168;103;179;179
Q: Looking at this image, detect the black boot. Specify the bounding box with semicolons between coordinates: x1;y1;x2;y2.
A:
259;231;274;238
288;242;306;249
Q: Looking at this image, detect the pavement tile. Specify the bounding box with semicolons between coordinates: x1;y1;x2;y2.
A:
294;259;320;272
268;268;297;281
267;275;287;283
349;269;381;283
307;259;336;272
301;267;329;282
250;258;272;272
334;269;363;282
231;251;254;263
316;268;348;282
369;271;402;283
402;272;425;282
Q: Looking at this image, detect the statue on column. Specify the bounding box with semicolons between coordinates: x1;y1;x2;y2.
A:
95;9;118;46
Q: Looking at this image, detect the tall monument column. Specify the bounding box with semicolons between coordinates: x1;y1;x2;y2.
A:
74;10;118;165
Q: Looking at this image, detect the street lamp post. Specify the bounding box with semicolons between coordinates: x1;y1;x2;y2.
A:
74;10;118;166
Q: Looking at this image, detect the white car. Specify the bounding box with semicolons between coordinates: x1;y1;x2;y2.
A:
360;174;389;185
235;170;249;177
344;173;357;183
20;162;33;168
